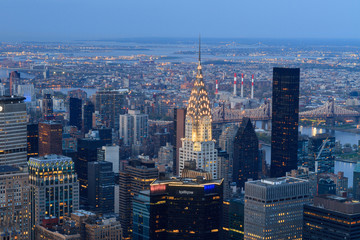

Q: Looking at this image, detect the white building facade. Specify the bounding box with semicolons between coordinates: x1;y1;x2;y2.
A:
179;58;218;179
119;110;148;146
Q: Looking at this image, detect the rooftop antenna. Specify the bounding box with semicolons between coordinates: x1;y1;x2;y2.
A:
199;34;201;63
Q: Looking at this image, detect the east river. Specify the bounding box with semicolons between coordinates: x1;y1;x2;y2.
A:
260;125;360;187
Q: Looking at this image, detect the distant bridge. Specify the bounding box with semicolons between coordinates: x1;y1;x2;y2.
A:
212;99;360;124
300;99;360;119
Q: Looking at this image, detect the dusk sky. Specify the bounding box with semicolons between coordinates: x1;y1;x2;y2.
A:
1;0;360;41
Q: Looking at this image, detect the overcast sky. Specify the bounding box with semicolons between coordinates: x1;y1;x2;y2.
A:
1;0;359;41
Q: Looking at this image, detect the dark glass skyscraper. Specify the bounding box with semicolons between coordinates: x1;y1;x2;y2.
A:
233;117;259;189
135;177;223;240
83;100;95;133
76;138;106;201
27;123;39;160
88;160;115;214
69;97;82;130
270;67;300;178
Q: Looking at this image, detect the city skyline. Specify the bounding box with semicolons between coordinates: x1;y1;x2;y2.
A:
1;1;360;239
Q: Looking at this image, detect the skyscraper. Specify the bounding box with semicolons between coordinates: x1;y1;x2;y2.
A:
0;96;27;166
119;110;148;146
83;100;95;133
303;195;360;239
132;177;223;240
88;160;115;214
233;118;259;189
95;90;126;129
119;159;158;239
27;123;39;160
354;161;360;200
42;94;53;118
9;71;20;96
97;145;120;174
28;155;79;230
69;97;82;130
0;166;30;240
179;47;218;179
76;138;106;201
244;177;310;240
270;67;300;178
38;121;63;156
174;108;186;176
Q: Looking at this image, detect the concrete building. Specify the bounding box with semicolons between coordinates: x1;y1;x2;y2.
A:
35;220;81;240
84;216;122;240
286;167;317;198
97;145;120;174
28;155;80;229
17;84;35;102
119;159;158;239
35;209;122;240
303;195;360;239
0;96;27;166
174;108;186;176
119;110;148;146
0;166;30;240
39;121;63;156
157;142;173;166
244;177;310;240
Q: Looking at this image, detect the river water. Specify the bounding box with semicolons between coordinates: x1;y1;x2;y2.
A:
260;125;360;187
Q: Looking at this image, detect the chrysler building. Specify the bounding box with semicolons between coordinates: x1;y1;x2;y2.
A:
179;42;218;179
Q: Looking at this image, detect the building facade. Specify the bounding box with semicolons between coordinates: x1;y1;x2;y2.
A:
39;121;63;156
244;177;310;240
174;108;186;176
270;68;300;177
69;98;82;130
119;110;148;146
119;159;158;239
133;177;223;240
88;160;115;214
303;195;360;239
95;90;126;129
0;96;27;166
178;55;218;179
233;118;259;189
28;155;79;228
0;166;30;240
76;138;106;201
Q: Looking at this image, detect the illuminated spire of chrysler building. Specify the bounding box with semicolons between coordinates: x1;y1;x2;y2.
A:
179;38;218;179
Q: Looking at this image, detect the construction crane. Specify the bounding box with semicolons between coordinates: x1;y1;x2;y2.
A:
314;137;330;173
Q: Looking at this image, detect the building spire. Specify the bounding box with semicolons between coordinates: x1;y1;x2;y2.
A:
199;34;201;63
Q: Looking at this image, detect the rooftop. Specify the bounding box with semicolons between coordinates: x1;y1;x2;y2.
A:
0;95;26;103
312;195;360;215
249;177;307;186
